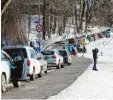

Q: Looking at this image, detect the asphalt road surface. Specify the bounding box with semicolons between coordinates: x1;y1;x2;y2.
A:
2;56;92;99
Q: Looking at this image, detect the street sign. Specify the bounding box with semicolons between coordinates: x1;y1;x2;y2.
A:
36;24;43;32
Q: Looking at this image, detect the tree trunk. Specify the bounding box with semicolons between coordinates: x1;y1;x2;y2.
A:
42;0;46;40
79;0;86;33
63;16;67;34
52;16;57;34
49;15;53;38
74;0;79;33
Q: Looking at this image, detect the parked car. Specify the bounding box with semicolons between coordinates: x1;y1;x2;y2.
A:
37;53;48;74
97;33;103;38
41;49;64;69
106;29;111;31
3;46;42;81
103;31;110;38
1;50;11;93
58;49;72;65
1;50;27;92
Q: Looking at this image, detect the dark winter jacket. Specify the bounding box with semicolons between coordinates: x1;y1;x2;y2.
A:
92;48;99;59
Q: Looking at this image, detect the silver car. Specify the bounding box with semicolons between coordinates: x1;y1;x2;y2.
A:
41;49;64;69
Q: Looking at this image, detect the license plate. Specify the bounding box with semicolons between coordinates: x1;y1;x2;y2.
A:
45;56;49;59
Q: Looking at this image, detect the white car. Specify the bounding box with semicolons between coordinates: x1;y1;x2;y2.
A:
3;46;42;81
1;50;11;93
1;50;28;92
37;53;48;73
41;49;64;69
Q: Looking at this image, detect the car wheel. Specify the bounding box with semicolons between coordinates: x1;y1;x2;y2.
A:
61;64;64;68
30;68;35;81
38;67;42;78
1;74;7;93
68;63;70;66
45;70;48;74
12;81;19;88
56;62;61;69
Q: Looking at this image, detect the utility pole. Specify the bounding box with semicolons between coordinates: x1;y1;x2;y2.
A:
38;0;41;52
43;0;46;40
38;0;41;23
28;0;31;44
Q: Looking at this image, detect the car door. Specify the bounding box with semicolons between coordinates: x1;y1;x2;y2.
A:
29;49;41;74
37;53;43;65
1;52;11;83
12;51;28;81
40;53;47;71
56;50;63;64
3;49;28;81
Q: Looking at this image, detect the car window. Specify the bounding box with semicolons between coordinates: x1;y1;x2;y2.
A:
1;52;14;65
13;55;22;61
37;53;44;59
38;53;41;57
59;50;67;56
41;51;54;55
1;52;6;59
40;53;44;59
4;48;27;58
29;49;37;59
55;50;60;55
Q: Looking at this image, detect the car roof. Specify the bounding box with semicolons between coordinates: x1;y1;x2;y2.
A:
3;46;33;50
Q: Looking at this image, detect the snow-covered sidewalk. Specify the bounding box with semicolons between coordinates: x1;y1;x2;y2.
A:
47;63;113;100
47;37;113;100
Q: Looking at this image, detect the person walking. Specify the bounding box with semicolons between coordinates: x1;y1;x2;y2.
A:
92;48;99;71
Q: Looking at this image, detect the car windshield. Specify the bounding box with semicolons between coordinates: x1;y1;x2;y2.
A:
59;50;67;56
41;51;54;55
4;48;27;58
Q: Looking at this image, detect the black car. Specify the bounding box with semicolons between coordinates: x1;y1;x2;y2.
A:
58;49;72;65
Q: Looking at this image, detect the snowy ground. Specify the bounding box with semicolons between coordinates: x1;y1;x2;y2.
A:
47;36;113;100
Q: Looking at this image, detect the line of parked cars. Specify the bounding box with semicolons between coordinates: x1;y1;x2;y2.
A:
1;45;72;93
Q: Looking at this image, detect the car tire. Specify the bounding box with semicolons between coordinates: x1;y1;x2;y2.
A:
45;70;48;74
61;64;64;68
68;63;70;66
1;74;7;93
38;67;42;78
30;68;35;81
12;81;19;88
56;62;61;69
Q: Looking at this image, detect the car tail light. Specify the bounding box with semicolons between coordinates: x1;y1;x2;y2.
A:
27;60;30;66
52;56;56;59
